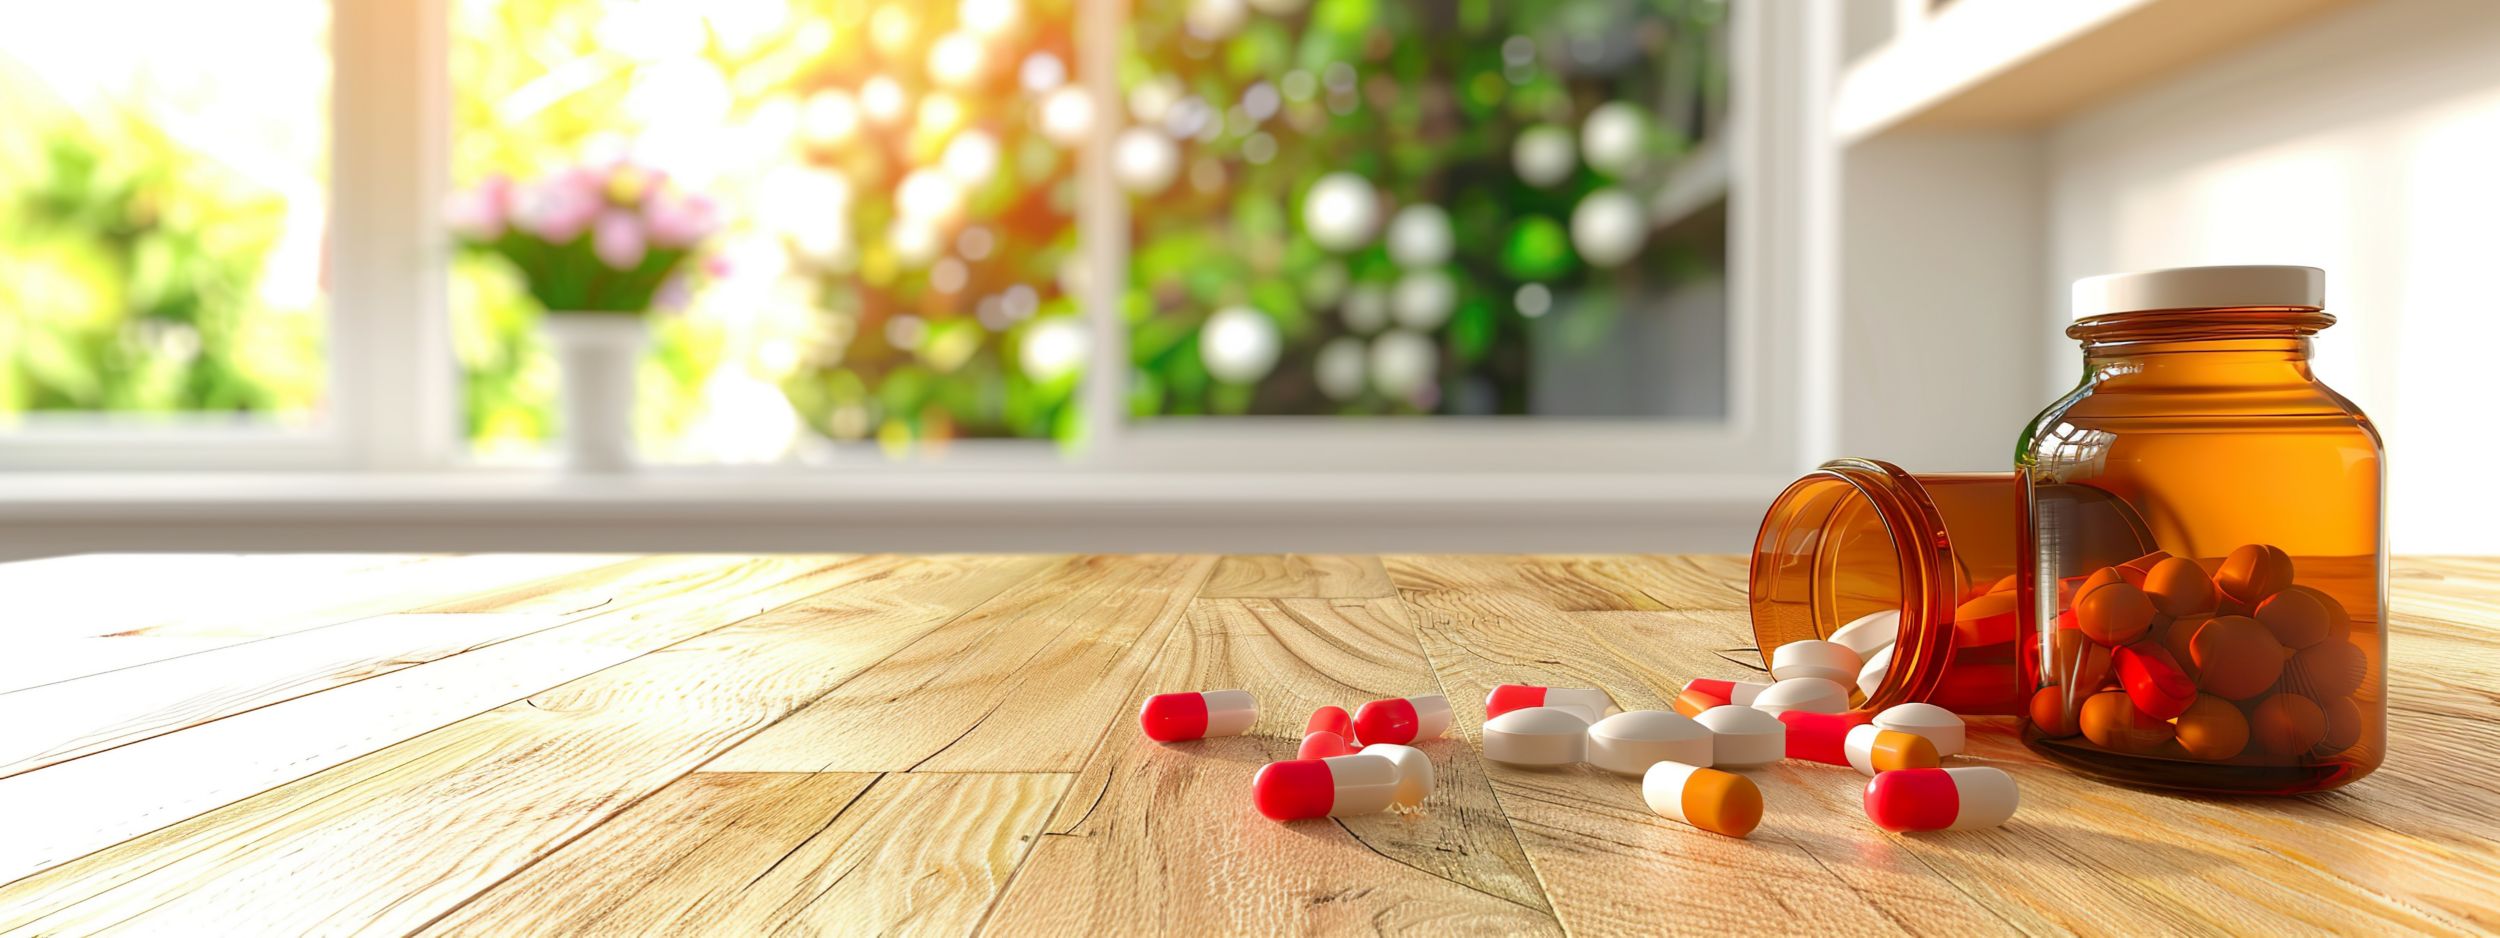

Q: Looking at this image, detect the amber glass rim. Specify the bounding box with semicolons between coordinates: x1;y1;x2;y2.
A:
1747;458;1961;711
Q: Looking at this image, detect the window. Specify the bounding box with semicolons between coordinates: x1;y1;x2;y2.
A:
1120;0;1730;420
0;1;329;428
8;0;1808;475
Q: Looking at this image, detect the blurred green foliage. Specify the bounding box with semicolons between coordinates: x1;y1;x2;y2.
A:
0;114;321;419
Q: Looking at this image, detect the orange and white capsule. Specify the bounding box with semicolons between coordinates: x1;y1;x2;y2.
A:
1353;694;1452;745
1485;683;1613;723
1684;678;1772;707
1844;724;1941;776
1641;761;1764;838
1138;690;1257;742
1253;752;1402;820
1863;766;2018;832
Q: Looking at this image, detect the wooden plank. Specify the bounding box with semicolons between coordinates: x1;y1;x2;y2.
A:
420;772;1068;936
0;554;1058;933
1380;562;2000;935
1200;554;1396;598
1385;553;1750;613
980;596;1559;934
0;554;904;884
0;612;561;778
707;555;1218;773
0;553;629;692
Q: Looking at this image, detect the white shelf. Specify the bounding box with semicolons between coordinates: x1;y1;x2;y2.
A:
1833;0;2361;144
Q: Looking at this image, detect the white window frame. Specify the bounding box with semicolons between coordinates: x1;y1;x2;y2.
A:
1;0;1835;481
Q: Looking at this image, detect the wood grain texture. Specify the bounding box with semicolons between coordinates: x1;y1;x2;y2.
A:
422;772;1068;936
0;554;2493;937
0;554;1055;933
0;553;625;692
983;596;1560;935
1201;554;1398;598
707;555;1217;773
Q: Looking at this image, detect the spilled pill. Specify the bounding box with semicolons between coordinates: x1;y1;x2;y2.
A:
1306;705;1355;741
1871;702;1966;756
1827;609;1901;658
1683;678;1772;707
1776;709;1876;764
1749;677;1851;716
1844;724;1941;776
1856;644;1894;698
1642;762;1764;838
1353;694;1452;746
1361;743;1435;807
1253;753;1401;820
1486;683;1613;723
1138;690;1257;742
1863;766;2018;832
1695;705;1785;768
1298;730;1354;760
1771;640;1863;685
1673;687;1731;717
1482;706;1589;767
1586;709;1713;775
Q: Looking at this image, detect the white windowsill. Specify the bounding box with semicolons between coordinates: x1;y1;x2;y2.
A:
0;470;1786;559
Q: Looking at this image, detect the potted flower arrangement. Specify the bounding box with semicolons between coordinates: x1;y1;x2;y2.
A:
447;162;717;472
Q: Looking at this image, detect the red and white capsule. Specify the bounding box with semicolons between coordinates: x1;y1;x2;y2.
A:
1863;766;2019;832
1252;752;1402;820
1777;710;1877;764
1138;690;1257;742
1486;683;1613;723
1683;678;1772;707
1298;731;1354;760
1353;694;1452;745
1306;706;1355;741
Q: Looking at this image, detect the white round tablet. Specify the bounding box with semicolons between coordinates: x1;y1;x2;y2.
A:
1856;643;1895;698
1695;705;1784;768
1585;709;1713;776
1827;608;1901;658
1874;702;1966;756
1749;677;1850;716
1482;706;1590;767
1770;640;1863;685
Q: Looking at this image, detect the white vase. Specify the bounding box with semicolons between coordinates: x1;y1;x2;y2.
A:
540;313;649;473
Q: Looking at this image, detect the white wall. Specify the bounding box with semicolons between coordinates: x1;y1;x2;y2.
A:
1839;131;2045;471
2047;0;2500;553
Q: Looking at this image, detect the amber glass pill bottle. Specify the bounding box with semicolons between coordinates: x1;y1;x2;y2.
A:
2019;265;2384;795
1749;460;2151;715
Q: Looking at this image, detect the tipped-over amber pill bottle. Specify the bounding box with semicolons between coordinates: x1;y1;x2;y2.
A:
2019;266;2385;794
1750;460;2151;715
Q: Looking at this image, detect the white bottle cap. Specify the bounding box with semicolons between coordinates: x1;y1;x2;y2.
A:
2070;265;2322;320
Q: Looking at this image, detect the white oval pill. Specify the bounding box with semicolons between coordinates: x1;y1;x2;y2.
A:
1482;706;1590;766
1360;743;1435;806
1586;709;1713;775
1771;640;1862;685
1856;643;1895;699
1749;677;1850;716
1695;705;1784;768
1873;702;1966;757
1828;609;1901;658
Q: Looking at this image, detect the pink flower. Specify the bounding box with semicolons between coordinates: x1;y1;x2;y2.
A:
593;209;648;269
446;173;511;240
511;172;601;243
644;192;718;249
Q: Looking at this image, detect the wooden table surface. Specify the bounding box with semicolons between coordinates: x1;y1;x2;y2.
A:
0;554;2494;936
